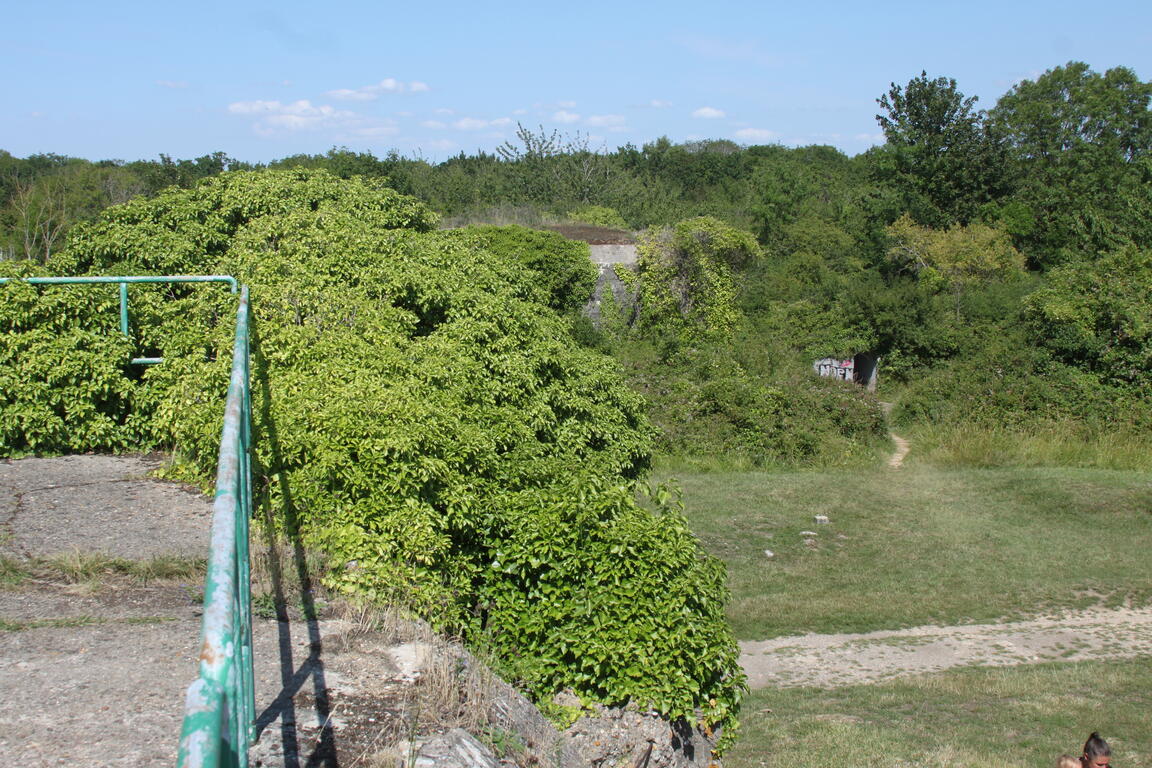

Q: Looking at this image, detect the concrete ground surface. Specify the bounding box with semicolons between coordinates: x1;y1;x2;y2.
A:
0;454;516;768
0;456;352;766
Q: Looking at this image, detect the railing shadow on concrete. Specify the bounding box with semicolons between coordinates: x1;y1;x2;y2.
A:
247;311;339;768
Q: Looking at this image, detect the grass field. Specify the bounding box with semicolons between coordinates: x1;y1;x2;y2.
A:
657;454;1152;766
659;463;1152;640
724;659;1152;768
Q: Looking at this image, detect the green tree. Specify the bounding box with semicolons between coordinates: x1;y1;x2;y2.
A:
990;61;1152;265
1023;246;1152;390
872;71;1007;227
885;214;1025;316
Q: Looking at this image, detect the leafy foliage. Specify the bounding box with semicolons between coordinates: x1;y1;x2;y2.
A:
885;214;1025;301
1;168;745;739
990;61;1152;265
1024;247;1152;391
566;204;629;229
632;217;759;351
873;71;1007;227
0;262;144;453
444;225;597;313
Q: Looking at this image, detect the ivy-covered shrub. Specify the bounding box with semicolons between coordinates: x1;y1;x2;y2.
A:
444;224;597;314
632;217;759;350
2;169;744;739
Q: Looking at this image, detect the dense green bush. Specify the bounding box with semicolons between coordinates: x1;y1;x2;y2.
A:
566;204;629;229
0;263;145;453
444;224;597;313
1024;247;1152;392
622;343;887;467
1;169;744;739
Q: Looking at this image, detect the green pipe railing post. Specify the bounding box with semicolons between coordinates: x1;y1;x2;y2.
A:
177;285;254;768
119;281;130;336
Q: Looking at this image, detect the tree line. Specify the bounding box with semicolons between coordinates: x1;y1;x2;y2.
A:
3;60;1150;458
4;61;1149;271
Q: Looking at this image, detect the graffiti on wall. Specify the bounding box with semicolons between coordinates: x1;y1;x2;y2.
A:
814;357;855;382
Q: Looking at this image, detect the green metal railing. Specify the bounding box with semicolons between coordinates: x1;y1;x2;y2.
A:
177;284;254;768
0;274;256;766
0;275;238;364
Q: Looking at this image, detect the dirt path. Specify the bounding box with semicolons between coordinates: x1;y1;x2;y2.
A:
739;606;1152;689
888;433;911;468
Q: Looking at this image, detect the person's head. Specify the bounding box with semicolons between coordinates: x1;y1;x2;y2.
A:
1081;732;1111;768
1057;755;1081;768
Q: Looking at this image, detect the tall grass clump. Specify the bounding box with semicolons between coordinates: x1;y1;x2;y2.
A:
909;422;1152;471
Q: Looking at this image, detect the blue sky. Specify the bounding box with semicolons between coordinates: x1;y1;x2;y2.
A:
3;0;1150;163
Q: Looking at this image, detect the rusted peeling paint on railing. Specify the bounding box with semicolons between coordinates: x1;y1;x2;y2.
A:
177;285;253;768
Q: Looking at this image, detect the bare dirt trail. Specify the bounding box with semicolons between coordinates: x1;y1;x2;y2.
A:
739;606;1152;689
888;433;911;468
877;401;910;469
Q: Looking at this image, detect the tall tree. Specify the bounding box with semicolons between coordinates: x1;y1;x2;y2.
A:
872;71;1007;228
990;61;1152;266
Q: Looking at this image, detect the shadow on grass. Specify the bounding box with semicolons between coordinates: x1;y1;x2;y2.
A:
249;318;338;767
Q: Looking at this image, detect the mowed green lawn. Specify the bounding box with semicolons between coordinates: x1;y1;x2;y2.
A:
660;461;1152;766
659;464;1152;640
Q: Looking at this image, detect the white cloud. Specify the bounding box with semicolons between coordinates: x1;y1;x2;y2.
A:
326;88;377;101
649;99;672;108
491;117;513;126
734;127;778;142
228;100;287;115
586;114;626;127
854;132;885;143
558;100;577;109
692;106;725;119
434;107;455;115
156;80;189;89
227;98;394;138
552;110;580;124
325;78;427;101
422;120;446;129
454;117;490;130
512;108;528;115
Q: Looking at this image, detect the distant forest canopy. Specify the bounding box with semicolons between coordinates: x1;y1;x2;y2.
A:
3;61;1150;270
3;60;1150;464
